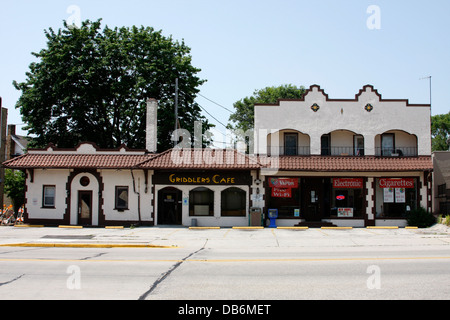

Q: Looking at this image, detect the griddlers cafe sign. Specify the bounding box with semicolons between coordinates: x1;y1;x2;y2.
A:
153;171;252;185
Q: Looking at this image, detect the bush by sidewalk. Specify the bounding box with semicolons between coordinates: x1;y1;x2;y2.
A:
406;207;436;228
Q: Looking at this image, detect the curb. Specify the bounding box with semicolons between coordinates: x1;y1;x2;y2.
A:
321;227;353;230
277;227;309;230
366;226;399;229
232;226;264;229
189;227;221;230
0;243;177;249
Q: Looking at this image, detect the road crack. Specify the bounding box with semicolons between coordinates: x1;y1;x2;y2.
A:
138;243;206;300
0;274;25;287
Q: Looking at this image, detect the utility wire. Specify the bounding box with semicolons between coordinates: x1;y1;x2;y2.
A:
197;103;228;129
197;93;234;113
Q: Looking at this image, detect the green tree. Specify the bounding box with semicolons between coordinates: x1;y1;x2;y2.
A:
4;169;25;217
227;84;306;133
13;19;213;152
431;112;450;151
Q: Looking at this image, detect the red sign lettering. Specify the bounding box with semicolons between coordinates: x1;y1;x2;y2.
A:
378;178;415;189
333;178;363;189
271;187;292;198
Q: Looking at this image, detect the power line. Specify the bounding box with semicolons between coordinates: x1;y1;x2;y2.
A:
197;103;229;129
197;93;234;113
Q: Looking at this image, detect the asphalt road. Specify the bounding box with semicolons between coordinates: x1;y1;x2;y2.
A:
0;226;449;302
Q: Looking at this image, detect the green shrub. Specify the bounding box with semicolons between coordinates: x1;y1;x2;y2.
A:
444;215;450;226
406;207;436;228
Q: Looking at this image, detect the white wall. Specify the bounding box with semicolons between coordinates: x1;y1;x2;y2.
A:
101;169;154;224
255;85;431;156
26;169;70;221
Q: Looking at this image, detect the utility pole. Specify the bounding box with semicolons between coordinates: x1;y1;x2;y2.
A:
174;78;179;147
175;78;179;130
0;98;8;216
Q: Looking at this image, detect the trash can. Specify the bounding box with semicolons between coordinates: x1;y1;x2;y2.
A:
249;207;262;226
191;218;198;227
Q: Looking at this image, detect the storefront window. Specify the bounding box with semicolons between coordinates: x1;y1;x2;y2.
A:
189;187;214;216
331;189;364;218
221;187;246;217
329;178;364;218
267;177;301;218
376;178;417;218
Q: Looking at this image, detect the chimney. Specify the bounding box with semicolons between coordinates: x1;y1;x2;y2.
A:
146;98;158;153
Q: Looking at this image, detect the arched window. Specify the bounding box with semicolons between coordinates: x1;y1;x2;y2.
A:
221;187;246;217
189;187;214;216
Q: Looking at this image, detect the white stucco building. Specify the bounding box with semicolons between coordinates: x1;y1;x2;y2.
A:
253;84;433;227
3;85;434;227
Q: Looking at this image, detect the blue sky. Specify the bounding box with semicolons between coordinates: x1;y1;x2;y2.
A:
1;0;449;142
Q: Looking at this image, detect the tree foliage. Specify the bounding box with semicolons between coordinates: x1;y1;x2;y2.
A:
4;169;25;217
431;112;450;151
13;19;213;151
227;84;306;133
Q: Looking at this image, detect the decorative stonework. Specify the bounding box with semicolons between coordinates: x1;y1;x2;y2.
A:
311;103;320;112
365;103;374;112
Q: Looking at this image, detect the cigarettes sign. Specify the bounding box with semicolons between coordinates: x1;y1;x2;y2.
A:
378;178;415;189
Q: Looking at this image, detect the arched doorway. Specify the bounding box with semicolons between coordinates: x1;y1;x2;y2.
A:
158;187;182;225
68;171;101;226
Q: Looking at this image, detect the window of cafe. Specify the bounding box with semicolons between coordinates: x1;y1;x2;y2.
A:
221;187;246;217
329;178;364;218
376;178;418;218
266;177;301;218
189;187;214;216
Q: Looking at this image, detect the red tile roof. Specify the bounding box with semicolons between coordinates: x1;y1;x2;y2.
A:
258;155;433;172
137;148;261;170
3;153;150;169
3;149;432;172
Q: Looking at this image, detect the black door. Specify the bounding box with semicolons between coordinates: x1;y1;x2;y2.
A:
158;188;182;225
302;178;324;222
78;191;92;225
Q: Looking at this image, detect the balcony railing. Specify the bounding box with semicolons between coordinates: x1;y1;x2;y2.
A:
321;147;365;156
266;146;418;157
267;146;310;156
375;147;418;157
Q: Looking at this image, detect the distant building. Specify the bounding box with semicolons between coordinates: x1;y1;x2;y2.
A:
433;151;450;215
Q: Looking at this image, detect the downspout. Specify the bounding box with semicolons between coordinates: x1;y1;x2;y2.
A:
130;169;142;225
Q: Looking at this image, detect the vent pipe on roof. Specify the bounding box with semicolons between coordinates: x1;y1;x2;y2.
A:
146;98;158;153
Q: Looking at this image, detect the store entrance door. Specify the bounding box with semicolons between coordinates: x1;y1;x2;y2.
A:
302;178;324;221
158;188;182;225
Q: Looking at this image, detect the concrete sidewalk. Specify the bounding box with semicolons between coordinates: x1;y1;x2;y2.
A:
0;224;449;249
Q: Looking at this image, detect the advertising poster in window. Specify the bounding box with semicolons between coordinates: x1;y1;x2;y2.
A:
383;188;394;203
337;208;353;217
395;188;406;203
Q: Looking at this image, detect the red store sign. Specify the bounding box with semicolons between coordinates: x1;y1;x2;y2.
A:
333;178;363;189
269;178;298;188
378;178;415;189
272;187;292;198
